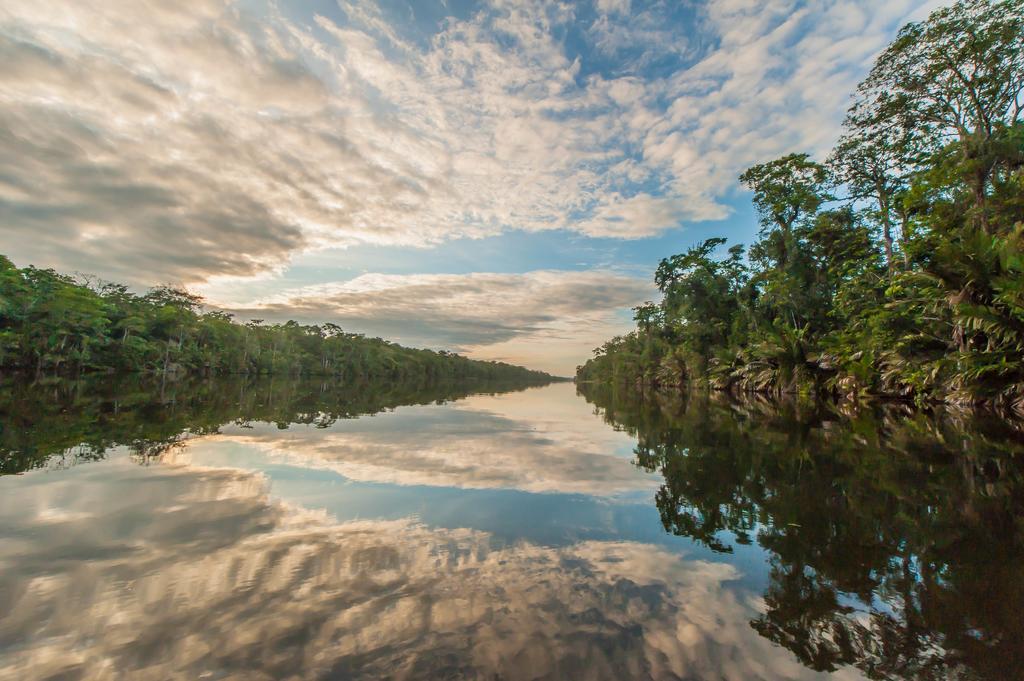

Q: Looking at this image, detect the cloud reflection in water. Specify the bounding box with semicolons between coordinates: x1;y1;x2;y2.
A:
176;383;662;498
0;454;861;681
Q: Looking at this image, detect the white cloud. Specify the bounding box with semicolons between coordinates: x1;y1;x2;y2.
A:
224;269;654;374
0;0;939;287
174;382;655;496
596;0;632;16
626;0;944;234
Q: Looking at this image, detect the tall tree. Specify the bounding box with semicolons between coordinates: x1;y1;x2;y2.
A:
829;127;917;272
851;0;1024;232
739;154;830;267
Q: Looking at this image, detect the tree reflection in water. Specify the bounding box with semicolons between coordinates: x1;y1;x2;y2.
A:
0;374;556;476
578;383;1024;681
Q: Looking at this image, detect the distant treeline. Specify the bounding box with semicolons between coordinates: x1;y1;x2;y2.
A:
0;255;556;383
577;1;1024;413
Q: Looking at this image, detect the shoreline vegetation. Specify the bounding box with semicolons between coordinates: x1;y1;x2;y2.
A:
0;255;559;385
577;0;1024;415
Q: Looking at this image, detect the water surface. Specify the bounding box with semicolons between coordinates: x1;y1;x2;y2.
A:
1;377;1021;680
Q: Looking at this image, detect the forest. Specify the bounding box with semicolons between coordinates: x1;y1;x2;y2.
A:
576;0;1024;413
0;255;555;383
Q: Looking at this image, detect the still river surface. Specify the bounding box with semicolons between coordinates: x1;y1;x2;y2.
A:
1;377;1022;680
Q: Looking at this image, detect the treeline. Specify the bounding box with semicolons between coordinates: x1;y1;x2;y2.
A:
0;256;555;383
577;0;1024;412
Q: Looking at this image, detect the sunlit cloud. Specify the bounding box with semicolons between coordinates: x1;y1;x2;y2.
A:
224;269;653;374
0;0;940;371
1;0;938;286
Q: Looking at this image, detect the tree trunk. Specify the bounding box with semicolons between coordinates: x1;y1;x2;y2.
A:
898;209;911;269
878;190;895;274
973;177;991;234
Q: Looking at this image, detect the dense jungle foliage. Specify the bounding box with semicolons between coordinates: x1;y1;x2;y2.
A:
0;255;555;383
580;381;1024;680
577;0;1024;413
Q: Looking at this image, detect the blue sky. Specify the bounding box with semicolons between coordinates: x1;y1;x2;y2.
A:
0;0;942;373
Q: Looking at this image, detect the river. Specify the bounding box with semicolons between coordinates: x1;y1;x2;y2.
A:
1;377;1021;680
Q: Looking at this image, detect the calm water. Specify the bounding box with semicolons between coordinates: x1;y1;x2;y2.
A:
1;377;1022;680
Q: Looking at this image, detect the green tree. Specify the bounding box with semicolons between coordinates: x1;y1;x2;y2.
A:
578;0;1024;411
739;153;830;267
852;0;1024;232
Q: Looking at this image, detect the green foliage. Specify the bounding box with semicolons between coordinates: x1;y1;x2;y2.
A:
577;0;1024;413
740;153;831;240
0;258;556;385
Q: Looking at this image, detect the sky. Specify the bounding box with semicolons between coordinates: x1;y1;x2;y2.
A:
0;0;944;374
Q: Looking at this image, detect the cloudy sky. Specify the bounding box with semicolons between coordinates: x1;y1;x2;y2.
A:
0;0;943;373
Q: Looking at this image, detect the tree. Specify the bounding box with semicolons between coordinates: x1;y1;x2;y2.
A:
739;154;831;267
852;0;1024;232
829;127;917;272
577;1;1024;410
0;257;557;385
